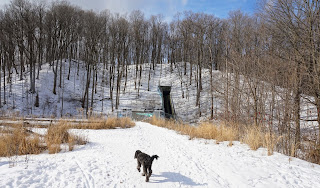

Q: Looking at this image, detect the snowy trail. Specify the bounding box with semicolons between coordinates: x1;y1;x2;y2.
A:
1;122;320;188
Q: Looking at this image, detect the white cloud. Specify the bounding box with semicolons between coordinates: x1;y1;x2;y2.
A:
0;0;9;9
0;0;186;21
65;0;185;15
99;0;187;21
182;0;188;6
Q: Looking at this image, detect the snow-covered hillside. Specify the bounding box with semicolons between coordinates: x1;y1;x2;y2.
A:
0;60;222;123
0;122;319;188
1;60;318;129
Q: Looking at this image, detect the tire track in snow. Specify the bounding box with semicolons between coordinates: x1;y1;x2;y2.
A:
75;159;95;188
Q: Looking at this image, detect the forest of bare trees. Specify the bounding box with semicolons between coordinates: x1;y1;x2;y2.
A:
0;0;320;162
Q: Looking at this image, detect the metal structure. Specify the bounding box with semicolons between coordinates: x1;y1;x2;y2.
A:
116;85;176;121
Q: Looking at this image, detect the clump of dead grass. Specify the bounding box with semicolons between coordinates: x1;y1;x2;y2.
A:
241;126;279;155
150;116;279;152
0;126;44;157
264;132;278;156
195;122;238;144
305;143;320;164
0;117;133;157
242;126;264;150
46;123;69;154
73;117;135;129
149;117;238;144
46;121;87;154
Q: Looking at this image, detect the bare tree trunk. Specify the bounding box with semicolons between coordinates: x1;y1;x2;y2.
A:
123;61;128;92
82;64;91;115
3;57;6;105
147;62;151;91
59;51;63;88
294;62;301;147
61;59;66;117
19;47;24;81
0;53;2;107
316;99;320;144
90;66;95;114
28;31;36;93
109;64;114;112
189;54;192;86
53;58;58;95
67;46;72;80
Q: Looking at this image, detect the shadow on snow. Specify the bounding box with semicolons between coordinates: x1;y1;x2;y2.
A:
151;172;206;186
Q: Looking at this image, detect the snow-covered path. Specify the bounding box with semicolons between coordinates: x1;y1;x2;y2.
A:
1;122;320;188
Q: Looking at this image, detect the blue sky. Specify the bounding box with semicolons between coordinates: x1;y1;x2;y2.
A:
183;0;257;18
0;0;257;21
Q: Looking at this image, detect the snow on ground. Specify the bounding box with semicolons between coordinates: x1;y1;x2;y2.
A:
1;122;319;188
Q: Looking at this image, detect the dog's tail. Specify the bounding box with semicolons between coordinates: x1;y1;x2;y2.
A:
151;155;159;161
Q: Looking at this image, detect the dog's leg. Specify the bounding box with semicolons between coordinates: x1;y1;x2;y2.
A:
145;167;150;182
148;166;152;177
137;161;141;172
142;165;147;177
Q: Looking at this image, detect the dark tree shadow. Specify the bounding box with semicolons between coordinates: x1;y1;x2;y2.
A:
151;172;207;186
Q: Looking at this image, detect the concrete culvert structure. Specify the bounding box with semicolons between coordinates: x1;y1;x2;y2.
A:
158;86;175;119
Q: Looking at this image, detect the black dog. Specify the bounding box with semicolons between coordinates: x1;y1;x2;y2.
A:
134;150;159;182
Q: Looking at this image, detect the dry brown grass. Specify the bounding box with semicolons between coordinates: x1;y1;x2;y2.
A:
150;117;279;152
43;117;134;153
0;117;133;156
241;126;279;154
264;132;278;156
0;120;88;156
306;144;320;164
45;121;87;154
149;116;193;136
0;126;45;157
46;123;69;154
149;116;173;128
149;117;238;144
187;122;238;145
68;134;88;151
72;117;135;129
68;135;76;151
242;126;264;150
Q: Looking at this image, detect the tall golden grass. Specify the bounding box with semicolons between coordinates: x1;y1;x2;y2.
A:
46;127;84;153
306;144;320;164
72;117;135;129
46;122;70;154
0;126;45;157
45;121;89;154
149;117;238;144
242;126;264;150
149;116;278;153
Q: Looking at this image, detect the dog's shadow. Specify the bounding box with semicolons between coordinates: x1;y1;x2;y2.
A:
151;172;206;186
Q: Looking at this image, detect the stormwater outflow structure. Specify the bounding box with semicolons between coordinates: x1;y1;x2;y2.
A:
158;86;175;119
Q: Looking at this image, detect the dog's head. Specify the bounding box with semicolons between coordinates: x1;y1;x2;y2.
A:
134;150;142;159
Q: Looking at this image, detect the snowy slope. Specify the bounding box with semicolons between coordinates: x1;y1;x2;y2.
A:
0;60;222;123
1;122;319;188
1;59;319;129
